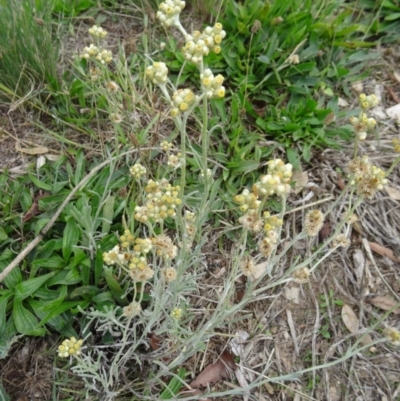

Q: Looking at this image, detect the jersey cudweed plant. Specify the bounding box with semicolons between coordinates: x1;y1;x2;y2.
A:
56;2;400;399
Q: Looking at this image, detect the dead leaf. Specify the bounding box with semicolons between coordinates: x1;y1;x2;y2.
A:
368;241;400;263
352;249;365;286
22;192;50;222
319;220;332;242
229;331;249;357
234;368;249;401
284;286;300;305
336;176;346;190
148;333;162;350
365;295;400;314
385;185;400;201
179;389;210;401
391;71;400;83
341;305;373;345
15;142;49;155
291;170;308;195
251;260;268;280
386;84;400;103
386;104;400;122
190;350;236;389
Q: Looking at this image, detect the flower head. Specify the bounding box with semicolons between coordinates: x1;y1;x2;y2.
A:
304;210;324;237
162;267;178;283
58;337;84;358
152;235;177;259
171;88;197;116
384;327;400;346
200;69;226;98
123;301;141;318
359;93;379;110
146;61;168;85
292;267;311;284
331;234;350;248
253;159;292;198
88;25;108;39
348;156;387;199
182;23;226;64
171;307;182;319
130;163;147;179
156;0;186;27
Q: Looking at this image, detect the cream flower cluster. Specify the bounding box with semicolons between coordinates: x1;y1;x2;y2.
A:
130;163;147;179
234;160;292;256
88;25;107;39
156;0;186;27
58;337;83;358
348;156;388;199
359;93;379;110
253;159;293;197
200;69;225;99
182;23;226;63
171;88;197;117
82;44;100;58
256;213;283;255
384;327;400;346
152;234;178;259
171;307;182;319
233;188;261;213
82;45;112;64
263;211;283;241
304;209;324;237
292;267;311;284
162;267;178;282
240;256;257;277
103;245;129;266
146;62;168;85
167;152;181;168
161;140;173;151
350;109;377;141
123;301;141;318
238;210;263;233
134;179;181;223
184;210;197;239
102;230;155;282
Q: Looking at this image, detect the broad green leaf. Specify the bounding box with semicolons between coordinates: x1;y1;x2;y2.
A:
29;299;77;337
14;272;55;301
74;149;86;185
102;195;115;235
63;217;80;261
103;267;128;306
32;255;65;269
70;285;101;299
92;291;114;304
94;248;103;287
13;300;45;336
47;266;81;286
3;266;22;290
28;174;52;191
0;227;8;241
0;291;13;337
34;218;50;237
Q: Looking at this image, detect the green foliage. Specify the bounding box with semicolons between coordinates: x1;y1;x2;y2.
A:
217;0;376;163
52;0;97;16
0;0;60;98
0;153;133;338
159;368;186;399
318;290;344;339
357;0;400;42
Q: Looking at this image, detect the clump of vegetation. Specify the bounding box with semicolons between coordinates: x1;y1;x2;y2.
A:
1;0;400;399
0;0;59;98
